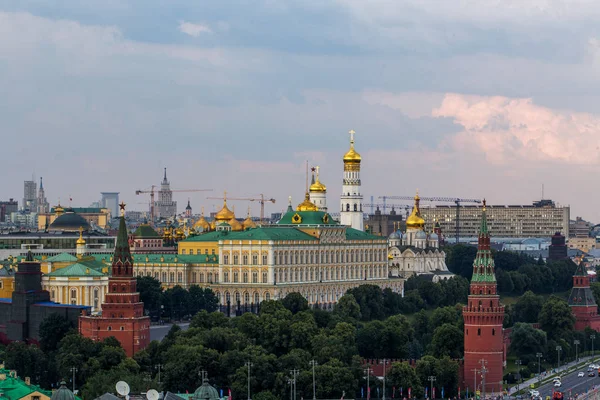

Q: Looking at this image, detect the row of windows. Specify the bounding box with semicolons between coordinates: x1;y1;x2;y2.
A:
222;291;270;304
181;248;217;255
272;249;385;266
222;271;268;283
276;265;386;283
134;270;220;284
222;254;268;265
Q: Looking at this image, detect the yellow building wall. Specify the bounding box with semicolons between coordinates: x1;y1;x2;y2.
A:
37;209;110;230
0;277;14;298
178;241;219;256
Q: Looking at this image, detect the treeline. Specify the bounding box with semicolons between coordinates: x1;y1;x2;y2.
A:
137;276;219;320
445;245;577;295
2;285;468;400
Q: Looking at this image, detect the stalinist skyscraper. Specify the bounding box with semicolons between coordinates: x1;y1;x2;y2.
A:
340;130;364;231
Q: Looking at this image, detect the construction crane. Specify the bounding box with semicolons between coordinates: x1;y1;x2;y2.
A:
135;187;213;226
363;203;407;215
207;193;275;224
379;195;482;243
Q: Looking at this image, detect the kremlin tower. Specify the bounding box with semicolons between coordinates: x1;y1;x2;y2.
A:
568;260;600;331
340;130;364;231
79;203;150;357
309;166;327;212
463;200;505;394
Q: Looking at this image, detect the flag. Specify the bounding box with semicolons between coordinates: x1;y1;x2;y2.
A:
341;391;345;400
466;387;469;399
441;387;444;399
433;387;436;399
228;389;232;400
220;390;223;398
393;387;396;398
425;387;428;399
400;387;403;397
458;387;461;399
368;386;371;400
377;387;380;399
362;387;364;398
408;388;411;398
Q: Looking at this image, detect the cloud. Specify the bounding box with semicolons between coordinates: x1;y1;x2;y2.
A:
178;21;212;37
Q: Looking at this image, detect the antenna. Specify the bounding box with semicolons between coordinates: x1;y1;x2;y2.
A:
116;381;130;396
305;160;309;193
146;389;159;400
542;183;545;200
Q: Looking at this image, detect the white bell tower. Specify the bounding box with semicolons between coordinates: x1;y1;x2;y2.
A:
340;129;364;231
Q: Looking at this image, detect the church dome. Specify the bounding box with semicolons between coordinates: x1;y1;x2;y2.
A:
51;382;75;400
49;209;90;232
430;232;439;240
215;200;235;221
192;380;220;400
389;231;400;239
406;192;425;229
416;230;427;240
228;218;244;231
309;180;327;193
343;147;362;163
194;216;211;231
297;193;318;212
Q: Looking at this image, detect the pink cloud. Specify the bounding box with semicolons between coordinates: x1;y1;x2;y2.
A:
433;93;600;165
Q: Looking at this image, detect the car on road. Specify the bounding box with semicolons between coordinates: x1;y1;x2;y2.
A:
531;390;540;397
579;371;585;377
554;381;562;387
589;371;596;377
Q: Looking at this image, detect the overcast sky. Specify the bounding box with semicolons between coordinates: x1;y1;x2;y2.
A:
2;1;600;221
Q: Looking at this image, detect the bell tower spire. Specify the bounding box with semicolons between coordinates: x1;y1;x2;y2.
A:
340;129;364;230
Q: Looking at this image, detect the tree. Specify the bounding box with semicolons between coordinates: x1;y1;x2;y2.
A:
387;362;423;398
333;294;362;322
346;285;386;321
429;324;463;359
188;285;219;315
137;276;163;315
510;323;547;363
162;285;190;319
538;296;575;342
513;291;544;323
282;292;309;314
444;244;477;279
190;310;230;330
38;313;75;352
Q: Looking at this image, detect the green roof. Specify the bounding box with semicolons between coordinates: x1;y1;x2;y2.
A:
44;253;78;263
0;368;69;400
277;210;338;226
345;227;387;241
133;253;219;264
48;263;106;277
181;227;319;243
133;224;160;238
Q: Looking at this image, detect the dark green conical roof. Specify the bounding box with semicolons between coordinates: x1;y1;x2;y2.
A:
471;201;496;283
113;215;133;266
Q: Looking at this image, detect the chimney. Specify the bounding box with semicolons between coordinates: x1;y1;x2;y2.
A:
25;377;30;385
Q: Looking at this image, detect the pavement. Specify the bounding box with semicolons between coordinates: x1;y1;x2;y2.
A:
149;322;190;342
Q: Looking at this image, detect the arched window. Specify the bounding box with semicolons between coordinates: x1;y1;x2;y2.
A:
243;272;248;283
120;326;124;331
354;204;357;211
244;293;250;304
477;328;481;336
108;326;112;331
266;293;271;301
254;292;260;304
346;204;350;211
262;272;267;283
492;328;496;336
235;292;240;303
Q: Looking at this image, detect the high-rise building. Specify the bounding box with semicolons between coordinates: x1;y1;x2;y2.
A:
155;168;177;219
340;130;363;231
79;203;150;356
36;177;49;214
420;200;570;239
0;199;18;223
463;201;505;394
100;192;120;220
367;207;403;237
22;180;37;212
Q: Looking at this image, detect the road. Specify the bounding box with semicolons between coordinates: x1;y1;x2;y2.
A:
535;366;600;398
149;322;190;342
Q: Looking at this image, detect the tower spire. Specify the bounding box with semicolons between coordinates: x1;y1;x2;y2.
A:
163;167;167;182
114;202;133;268
40;177;43;190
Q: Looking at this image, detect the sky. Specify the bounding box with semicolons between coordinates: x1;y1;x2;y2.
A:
2;0;600;221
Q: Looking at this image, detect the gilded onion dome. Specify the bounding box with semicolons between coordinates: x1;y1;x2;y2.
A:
343;130;362;163
297;192;318;212
76;227;86;245
228;217;243;231
406;192;425;229
193;207;211;231
243;207;257;230
309;166;327;193
215;194;235;221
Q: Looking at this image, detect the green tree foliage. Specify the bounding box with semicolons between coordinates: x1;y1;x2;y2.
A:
137;276;163;315
510;323;547;364
356;315;414;359
333;294;362;322
444;244;477;278
387;362;423;398
513;291;545;323
429;324;463;359
188;285;219;314
346;285;386;321
281;292;309;314
538;296;576;342
38;313;75;353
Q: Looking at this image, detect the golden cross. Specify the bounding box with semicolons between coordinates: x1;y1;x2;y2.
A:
223;190;227;202
348;129;355;144
315;166;320;178
79;226;83;236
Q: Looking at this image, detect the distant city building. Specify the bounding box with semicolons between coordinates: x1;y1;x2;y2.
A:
36;177;49;214
366;207;403;237
570;217;593;238
125;210;145;222
0;200;18;223
155;168;177;219
9;211;37;228
568;237;597;253
22;180;37;212
420;199;570;239
548;232;568;261
100;192;119;220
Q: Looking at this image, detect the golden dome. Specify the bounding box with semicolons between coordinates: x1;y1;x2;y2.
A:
193;207;211;231
76;227;86;245
406;192;425;229
243;207;257;230
309;166;327;193
210;220;217;230
228;218;243;231
297;192;318;212
215;200;235;221
343;129;361;163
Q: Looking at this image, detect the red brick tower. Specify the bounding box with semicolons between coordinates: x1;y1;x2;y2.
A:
568;261;600;331
463;200;505;395
79;202;150;356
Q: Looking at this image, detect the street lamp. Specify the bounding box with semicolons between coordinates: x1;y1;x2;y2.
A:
556;345;562;371
592;334;596;360
428;376;436;399
364;367;372;398
155;364;163;385
309;360;317;400
70;367;78;393
515;360;522;394
575;340;580;362
290;370;299;400
246;362;253;400
536;353;543;383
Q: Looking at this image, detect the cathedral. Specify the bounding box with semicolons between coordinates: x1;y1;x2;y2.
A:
387;193;454;282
